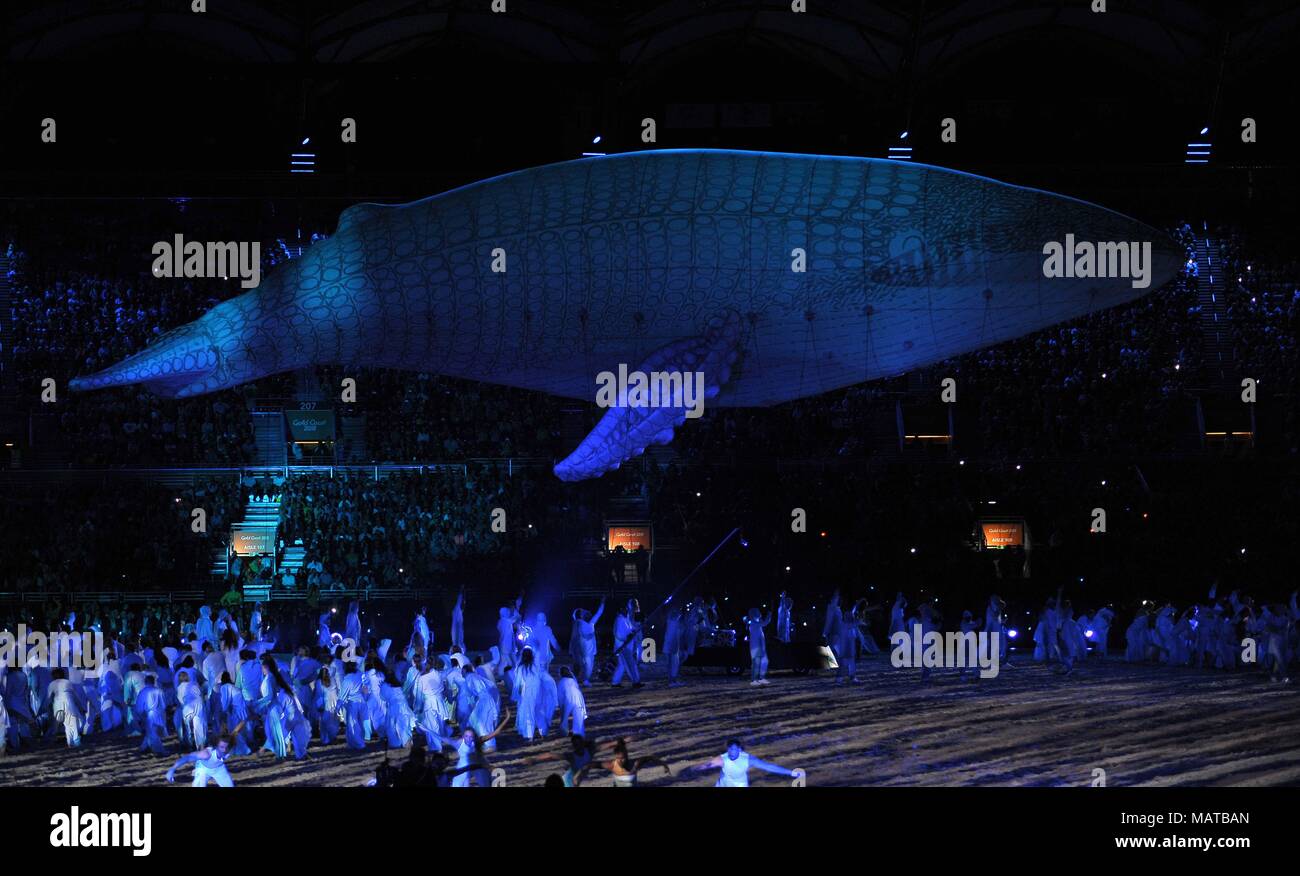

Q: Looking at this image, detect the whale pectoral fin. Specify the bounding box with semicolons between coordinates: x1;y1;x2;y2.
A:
553;310;744;482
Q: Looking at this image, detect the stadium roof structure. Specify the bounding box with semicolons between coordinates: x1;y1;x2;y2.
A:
2;0;1295;91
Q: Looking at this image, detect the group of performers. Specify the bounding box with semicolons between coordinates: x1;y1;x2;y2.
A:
0;591;797;787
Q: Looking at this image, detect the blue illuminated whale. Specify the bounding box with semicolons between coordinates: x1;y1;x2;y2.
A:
69;149;1182;479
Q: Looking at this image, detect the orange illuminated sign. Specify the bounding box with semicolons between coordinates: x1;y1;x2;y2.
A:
980;522;1023;549
607;525;652;552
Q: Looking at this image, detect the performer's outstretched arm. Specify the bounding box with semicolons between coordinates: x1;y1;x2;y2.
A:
748;756;796;778
166;752;201;783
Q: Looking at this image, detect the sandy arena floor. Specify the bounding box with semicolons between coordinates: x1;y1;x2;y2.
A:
3;656;1297;787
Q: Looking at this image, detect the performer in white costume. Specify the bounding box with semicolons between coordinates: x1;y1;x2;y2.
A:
746;607;773;685
166;734;240;787
610;599;643;687
569;597;605;685
694;740;797;786
450;589;465;651
776;592;794;644
557;666;588;737
663;604;687;687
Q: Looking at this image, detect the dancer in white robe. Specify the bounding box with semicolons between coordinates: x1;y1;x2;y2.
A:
174;670;209;751
1091;607;1114;659
314;666;342;745
985;595;1009;664
46;669;88;748
1125;610;1151;663
1057;601;1085;675
194;606;216;647
462;659;500;751
414;656;451;747
835;606;865;684
776;592;794;643
201;643;226;694
693;740;797;787
412;607;431;653
291;646;322;728
888;593;908;639
530;613;561;673
496;607;517;674
746;608;773;685
249;603;263;641
212;673;253;755
380;670;417;749
338;662;369;750
610;600;643;687
343;601;361;648
450;589;465;651
97;662;126;733
134;675;168;755
167;734;238;787
823;590;842;645
557;667;587;737
570;597;605;685
512;647;545;740
317;611;334;650
664;604;687;687
431;710;510;787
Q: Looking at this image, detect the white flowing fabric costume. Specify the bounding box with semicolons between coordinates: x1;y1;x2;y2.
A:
496;609;516;673
47;678;87;747
611;613;641;685
339;670;369;750
512;663;543;740
558;675;587;737
135;685;168;754
776;597;794;643
748;613;771;681
450;595;465;651
571;603;604;684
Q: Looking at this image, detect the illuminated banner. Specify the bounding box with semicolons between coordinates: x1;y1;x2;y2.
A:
607;525;652;552
980;522;1024;549
232;528;275;556
285;408;335;441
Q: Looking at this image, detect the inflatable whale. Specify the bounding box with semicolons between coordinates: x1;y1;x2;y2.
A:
70;149;1182;479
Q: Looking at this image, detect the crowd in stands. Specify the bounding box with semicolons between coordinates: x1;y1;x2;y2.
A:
0;479;241;595
271;467;579;594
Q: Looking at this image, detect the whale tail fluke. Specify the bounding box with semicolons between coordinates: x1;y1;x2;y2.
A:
553;310;744;482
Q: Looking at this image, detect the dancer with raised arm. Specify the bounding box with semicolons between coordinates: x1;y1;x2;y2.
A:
610;599;643;688
430;709;511;787
570;597;605;686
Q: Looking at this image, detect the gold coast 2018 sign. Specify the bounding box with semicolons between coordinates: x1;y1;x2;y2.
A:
232;528;275;556
608;525;652;552
286;407;335;441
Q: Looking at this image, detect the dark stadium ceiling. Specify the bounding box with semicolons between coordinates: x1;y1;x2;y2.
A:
2;0;1297;92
